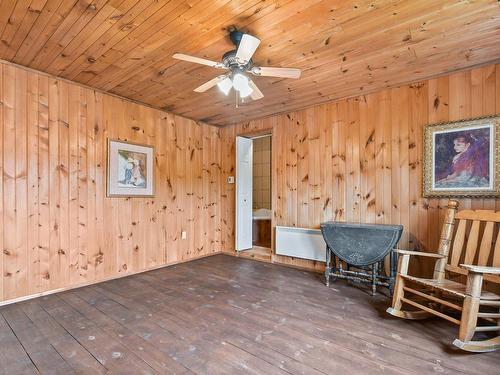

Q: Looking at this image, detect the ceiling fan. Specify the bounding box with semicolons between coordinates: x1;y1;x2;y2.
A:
173;29;301;102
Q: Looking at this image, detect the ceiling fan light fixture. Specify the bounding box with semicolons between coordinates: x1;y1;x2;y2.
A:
238;83;253;98
232;73;253;97
232;73;248;90
217;77;232;95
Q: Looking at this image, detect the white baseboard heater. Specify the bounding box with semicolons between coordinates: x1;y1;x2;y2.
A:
275;226;326;262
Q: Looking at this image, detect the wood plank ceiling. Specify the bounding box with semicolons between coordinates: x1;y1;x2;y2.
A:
0;0;499;126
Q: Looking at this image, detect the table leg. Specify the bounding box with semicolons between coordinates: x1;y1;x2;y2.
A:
325;245;331;287
389;250;397;295
372;262;378;296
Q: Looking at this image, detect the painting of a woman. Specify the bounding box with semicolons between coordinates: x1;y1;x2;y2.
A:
434;129;490;188
423;116;499;198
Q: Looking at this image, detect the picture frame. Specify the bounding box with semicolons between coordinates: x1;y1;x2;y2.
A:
423;115;500;198
107;139;155;197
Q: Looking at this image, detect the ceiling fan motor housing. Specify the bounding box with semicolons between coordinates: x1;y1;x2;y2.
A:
222;50;253;71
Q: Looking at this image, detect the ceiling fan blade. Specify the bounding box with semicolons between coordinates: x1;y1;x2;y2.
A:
248;79;264;100
173;53;225;69
235;34;261;63
193;75;228;93
251;66;301;79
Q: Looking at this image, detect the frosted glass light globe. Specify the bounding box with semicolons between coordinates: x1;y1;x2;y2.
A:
217;77;232;95
232;73;253;98
232;73;248;91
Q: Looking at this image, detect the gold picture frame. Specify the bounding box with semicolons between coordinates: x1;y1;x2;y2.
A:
423;115;500;198
106;138;155;197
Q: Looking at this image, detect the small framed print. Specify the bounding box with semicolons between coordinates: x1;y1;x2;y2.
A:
423;115;499;198
107;139;154;197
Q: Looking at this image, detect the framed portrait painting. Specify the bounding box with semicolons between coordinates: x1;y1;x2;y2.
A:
107;139;154;197
423;115;499;198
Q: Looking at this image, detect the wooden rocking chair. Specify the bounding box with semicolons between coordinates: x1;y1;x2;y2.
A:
387;200;500;352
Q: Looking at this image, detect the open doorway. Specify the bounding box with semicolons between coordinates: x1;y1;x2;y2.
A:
251;135;272;249
235;134;272;261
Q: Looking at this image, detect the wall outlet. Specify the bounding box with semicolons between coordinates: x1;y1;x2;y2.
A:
181;231;187;240
227;176;235;184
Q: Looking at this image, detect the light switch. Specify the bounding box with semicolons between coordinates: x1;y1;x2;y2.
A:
181;231;187;240
227;176;235;184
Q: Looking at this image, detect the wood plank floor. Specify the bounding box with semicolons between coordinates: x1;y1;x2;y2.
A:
237;247;273;263
0;254;499;374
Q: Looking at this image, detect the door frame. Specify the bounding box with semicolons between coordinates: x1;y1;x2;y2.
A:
235;128;274;252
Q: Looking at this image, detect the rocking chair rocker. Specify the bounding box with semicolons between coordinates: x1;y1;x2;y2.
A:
387;200;500;352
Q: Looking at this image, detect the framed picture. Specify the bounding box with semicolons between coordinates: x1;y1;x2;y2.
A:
423;115;499;198
107;139;154;197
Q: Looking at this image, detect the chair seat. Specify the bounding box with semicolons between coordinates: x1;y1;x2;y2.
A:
402;275;500;301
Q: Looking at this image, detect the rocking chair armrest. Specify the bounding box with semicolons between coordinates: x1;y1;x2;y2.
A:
460;264;500;275
393;249;446;259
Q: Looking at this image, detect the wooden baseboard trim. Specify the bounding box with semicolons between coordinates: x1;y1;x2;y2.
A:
0;251;222;307
222;249;324;273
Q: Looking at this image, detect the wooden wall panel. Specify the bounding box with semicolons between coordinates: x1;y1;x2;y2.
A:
220;63;500;272
0;61;221;303
2;60;499;301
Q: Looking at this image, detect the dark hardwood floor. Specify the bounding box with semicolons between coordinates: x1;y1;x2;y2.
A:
0;254;498;374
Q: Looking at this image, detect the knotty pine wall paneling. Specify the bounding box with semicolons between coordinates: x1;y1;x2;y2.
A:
219;63;500;273
0;62;221;303
2;60;499;302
